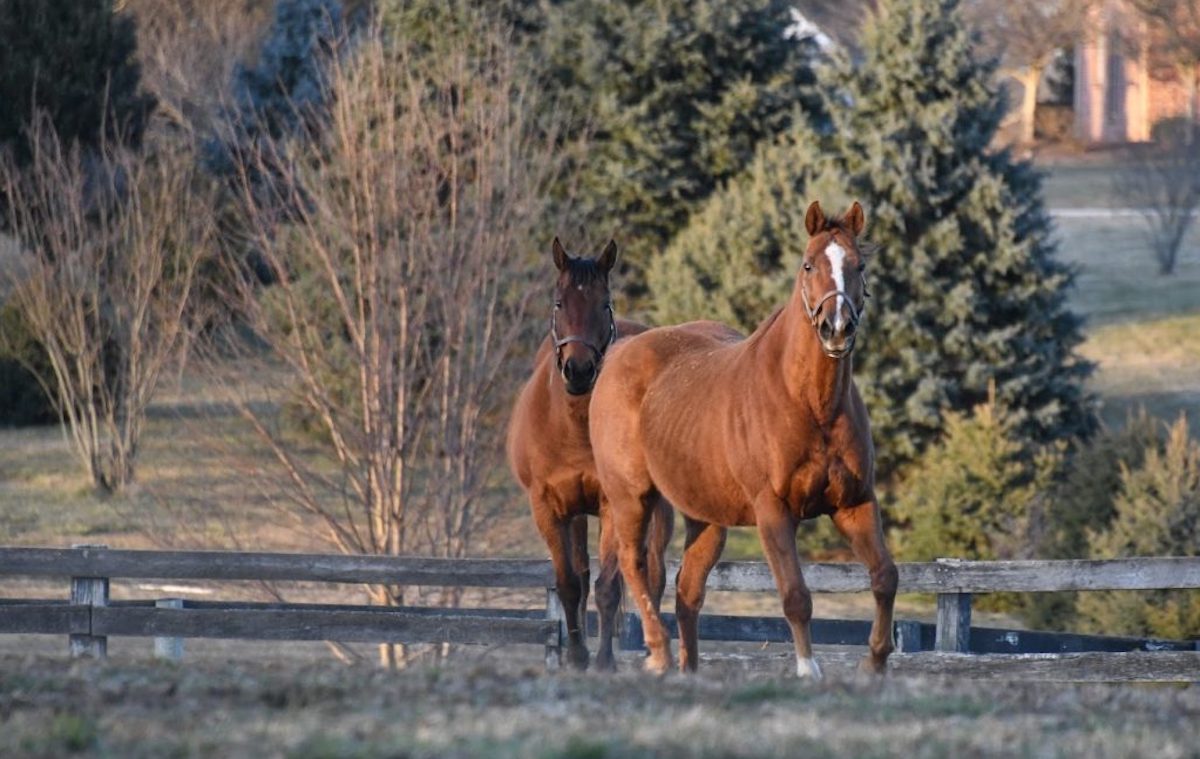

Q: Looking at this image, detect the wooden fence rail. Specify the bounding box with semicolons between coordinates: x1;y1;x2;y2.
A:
0;546;1197;669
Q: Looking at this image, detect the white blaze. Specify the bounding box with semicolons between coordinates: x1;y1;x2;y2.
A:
825;241;848;330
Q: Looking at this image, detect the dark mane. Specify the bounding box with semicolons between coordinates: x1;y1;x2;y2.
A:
563;256;608;287
820;213;854;234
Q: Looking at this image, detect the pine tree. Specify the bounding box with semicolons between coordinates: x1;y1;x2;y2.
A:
0;0;154;162
1078;416;1200;639
205;0;347;175
649;0;1094;478
541;0;821;293
648;122;843;331
822;0;1094;473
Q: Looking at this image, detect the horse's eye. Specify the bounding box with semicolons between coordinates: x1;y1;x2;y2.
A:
554;300;562;309
803;262;813;272
858;262;866;272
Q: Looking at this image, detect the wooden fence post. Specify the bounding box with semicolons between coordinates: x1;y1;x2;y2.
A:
544;587;563;671
69;544;109;659
935;592;972;653
894;620;924;653
154;598;185;662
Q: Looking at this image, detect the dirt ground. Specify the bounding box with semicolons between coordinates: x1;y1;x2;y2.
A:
1;651;1197;759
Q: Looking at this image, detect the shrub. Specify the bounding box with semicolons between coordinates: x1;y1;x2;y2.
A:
1018;411;1160;631
0;301;56;427
891;392;1060;564
1077;416;1200;639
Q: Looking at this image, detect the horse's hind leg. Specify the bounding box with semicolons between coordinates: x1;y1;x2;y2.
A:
614;489;674;674
532;496;589;670
594;498;623;672
831;498;897;674
646;497;675;612
675;517;726;673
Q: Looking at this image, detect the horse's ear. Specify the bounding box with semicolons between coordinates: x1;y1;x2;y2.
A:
845;201;866;237
597;239;618;274
805;201;825;237
552;237;568;271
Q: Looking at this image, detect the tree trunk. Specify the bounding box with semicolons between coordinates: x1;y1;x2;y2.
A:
1018;66;1043;145
1185;62;1197;146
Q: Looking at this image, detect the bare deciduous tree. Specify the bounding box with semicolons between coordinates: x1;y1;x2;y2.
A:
123;0;273;138
966;0;1094;144
218;21;569;666
1119;142;1200;275
0;119;215;492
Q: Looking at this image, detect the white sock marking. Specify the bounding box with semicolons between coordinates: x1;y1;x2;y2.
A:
796;656;824;680
825;242;847;331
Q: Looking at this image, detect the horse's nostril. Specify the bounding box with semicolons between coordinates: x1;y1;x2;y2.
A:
819;319;834;341
844;319;856;336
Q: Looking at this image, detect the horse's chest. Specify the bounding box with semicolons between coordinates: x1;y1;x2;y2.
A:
785;449;866;517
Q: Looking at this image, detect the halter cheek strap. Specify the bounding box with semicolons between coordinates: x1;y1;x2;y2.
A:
800;270;869;355
801;286;864;329
550;304;617;370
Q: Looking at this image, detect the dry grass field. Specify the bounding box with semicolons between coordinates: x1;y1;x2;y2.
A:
2;655;1198;759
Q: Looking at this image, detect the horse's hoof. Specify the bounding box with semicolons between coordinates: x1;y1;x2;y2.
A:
568;645;590;671
795;657;824;681
644;650;673;676
857;654;888;676
593;654;617;673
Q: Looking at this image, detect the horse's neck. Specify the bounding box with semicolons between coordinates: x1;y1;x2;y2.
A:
758;291;852;425
543;354;590;426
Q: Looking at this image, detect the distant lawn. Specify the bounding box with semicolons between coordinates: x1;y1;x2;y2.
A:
1079;312;1200;430
1040;162;1134;209
1052;214;1200;325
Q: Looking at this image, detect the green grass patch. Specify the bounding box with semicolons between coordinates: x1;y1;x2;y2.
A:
1041;163;1134;209
1053;215;1200;326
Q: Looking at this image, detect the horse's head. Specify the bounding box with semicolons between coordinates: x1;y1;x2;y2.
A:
550;237;619;395
801;201;869;359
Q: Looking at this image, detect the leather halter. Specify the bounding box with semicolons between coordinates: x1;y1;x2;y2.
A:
550;301;617;371
800;267;869;354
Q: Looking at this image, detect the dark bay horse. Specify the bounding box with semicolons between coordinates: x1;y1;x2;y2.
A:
589;202;896;677
507;237;673;671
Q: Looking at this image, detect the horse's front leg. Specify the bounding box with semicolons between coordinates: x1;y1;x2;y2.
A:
594;497;622;672
532;497;589;670
754;494;822;679
569;514;591;639
831;497;897;674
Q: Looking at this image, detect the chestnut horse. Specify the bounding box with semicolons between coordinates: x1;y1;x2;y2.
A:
507;238;673;671
589;202;897;677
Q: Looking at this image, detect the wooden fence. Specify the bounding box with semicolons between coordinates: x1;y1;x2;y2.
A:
1;546;1197;675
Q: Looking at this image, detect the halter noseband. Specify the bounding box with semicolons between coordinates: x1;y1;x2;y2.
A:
800;268;869;354
550;301;617;371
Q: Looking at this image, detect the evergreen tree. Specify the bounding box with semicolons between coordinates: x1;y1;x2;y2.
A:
649;0;1094;478
822;0;1094;473
1078;416;1200;639
206;0;347;176
0;0;154;161
648;122;841;331
541;0;821;293
891;394;1060;563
